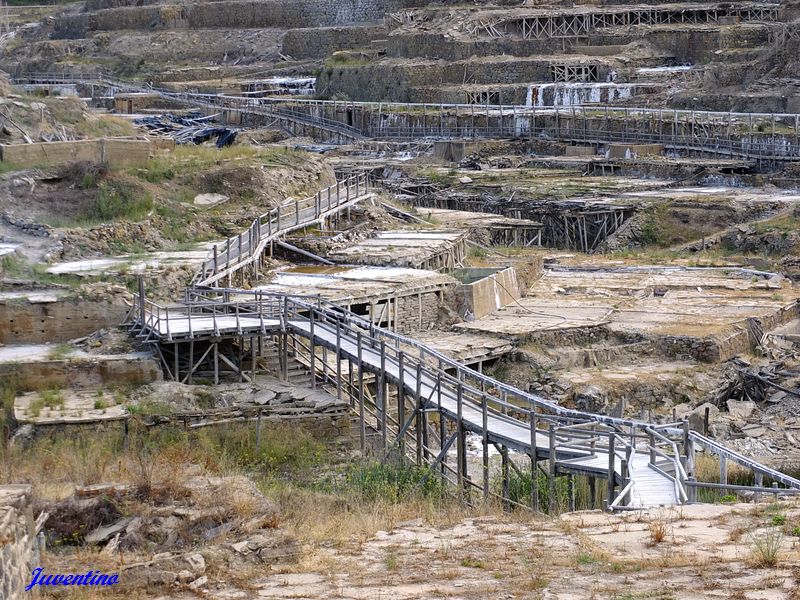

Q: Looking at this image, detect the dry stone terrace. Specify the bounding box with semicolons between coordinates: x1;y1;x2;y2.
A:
457;265;800;361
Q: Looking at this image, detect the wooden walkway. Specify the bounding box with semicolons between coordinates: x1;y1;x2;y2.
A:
129;292;800;510
192;173;372;287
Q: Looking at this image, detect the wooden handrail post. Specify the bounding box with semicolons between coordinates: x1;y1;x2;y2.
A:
482;394;489;503
415;362;423;465
649;430;656;465
380;339;387;450
606;434;616;510
398;352;406;456
335;318;342;403
456;383;465;496
357;331;365;454
309;310;316;389
548;423;557;514
530;410;539;512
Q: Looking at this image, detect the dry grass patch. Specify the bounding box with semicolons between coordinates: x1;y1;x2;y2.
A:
647;516;671;546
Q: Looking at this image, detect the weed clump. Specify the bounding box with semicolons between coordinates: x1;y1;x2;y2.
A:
749;527;784;567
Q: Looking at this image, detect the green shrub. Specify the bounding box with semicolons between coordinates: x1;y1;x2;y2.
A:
87;182;153;222
334;461;443;503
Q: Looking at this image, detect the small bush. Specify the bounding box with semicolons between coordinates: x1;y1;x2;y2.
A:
384;551;398;571
87;182;153;222
38;388;65;409
335;461;443;503
48;343;73;361
460;556;485;569
772;514;787;526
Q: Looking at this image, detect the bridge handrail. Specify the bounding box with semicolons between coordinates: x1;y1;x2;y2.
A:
193;173;369;286
689;431;800;490
645;427;689;503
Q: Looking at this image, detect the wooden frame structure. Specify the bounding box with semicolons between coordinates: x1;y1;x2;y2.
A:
403;194;630;252
490;4;780;40
128;290;800;510
551;64;598;83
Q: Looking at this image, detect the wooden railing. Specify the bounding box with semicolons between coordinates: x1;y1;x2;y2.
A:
128;288;800;508
193;173;370;286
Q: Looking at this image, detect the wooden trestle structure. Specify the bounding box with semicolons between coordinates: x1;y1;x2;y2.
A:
129;289;800;510
403;193;630;253
469;3;780;40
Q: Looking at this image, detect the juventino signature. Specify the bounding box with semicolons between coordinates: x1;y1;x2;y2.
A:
25;567;119;591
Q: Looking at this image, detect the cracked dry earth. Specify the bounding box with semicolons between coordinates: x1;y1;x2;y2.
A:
197;503;800;600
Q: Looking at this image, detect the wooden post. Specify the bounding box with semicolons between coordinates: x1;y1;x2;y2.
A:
335;319;342;403
188;340;194;385
548;423;557;514
755;473;763;503
137;276;146;326
501;446;510;512
213;342;219;385
415;362;423;465
568;474;576;512
456;383;465;495
588;476;596;509
606;434;615;509
437;372;446;486
719;455;728;495
309;311;316;389
357;331;365;454
255;410;262;451
482;394;490;503
380;340;387;451
530;410;539;512
398;352;405;456
238;336;244;383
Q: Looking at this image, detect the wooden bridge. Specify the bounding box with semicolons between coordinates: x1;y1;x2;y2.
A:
191;173;372;287
128;289;800;511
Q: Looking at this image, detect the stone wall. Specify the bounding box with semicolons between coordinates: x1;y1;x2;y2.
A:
393;290;443;333
0;485;37;600
0;355;162;392
53;0;433;38
281;25;385;60
317;57;589;102
0;138;151;169
0;296;130;344
454;267;521;321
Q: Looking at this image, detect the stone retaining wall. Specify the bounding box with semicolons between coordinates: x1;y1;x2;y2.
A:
53;0;432;38
454;267;521;321
0;485;36;600
0;296;130;344
0;355;162;392
393;290;443;333
281;25;385;59
0;138;151;169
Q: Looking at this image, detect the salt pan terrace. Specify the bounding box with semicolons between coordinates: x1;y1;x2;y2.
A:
457;265;800;363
